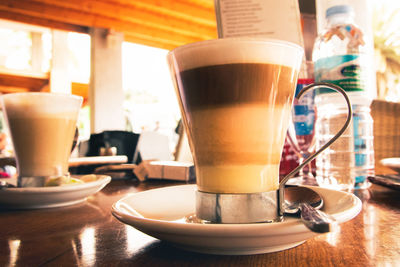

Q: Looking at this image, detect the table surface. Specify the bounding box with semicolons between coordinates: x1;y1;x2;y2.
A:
1;179;399;267
68;156;129;167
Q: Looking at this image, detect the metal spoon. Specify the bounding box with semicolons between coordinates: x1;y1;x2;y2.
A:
284;185;338;233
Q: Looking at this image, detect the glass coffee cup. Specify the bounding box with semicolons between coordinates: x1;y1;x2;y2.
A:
1;92;83;187
167;38;351;223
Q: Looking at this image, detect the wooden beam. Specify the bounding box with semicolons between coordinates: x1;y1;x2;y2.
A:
5;0;216;37
72;82;88;100
36;0;216;26
123;30;207;51
0;72;48;92
0;86;30;94
104;0;216;26
123;34;181;51
0;0;217;49
0;67;48;79
0;10;88;33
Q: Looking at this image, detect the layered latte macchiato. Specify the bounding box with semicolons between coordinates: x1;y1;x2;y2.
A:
169;39;302;194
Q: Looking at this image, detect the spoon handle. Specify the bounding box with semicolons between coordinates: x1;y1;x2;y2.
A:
300;203;338;233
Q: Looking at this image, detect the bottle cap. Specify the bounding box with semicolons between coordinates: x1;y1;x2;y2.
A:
326;5;354;18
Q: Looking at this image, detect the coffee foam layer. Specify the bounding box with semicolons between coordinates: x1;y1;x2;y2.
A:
169;38;303;71
2;93;82;118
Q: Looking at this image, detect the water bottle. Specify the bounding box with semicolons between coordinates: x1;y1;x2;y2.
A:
312;5;374;190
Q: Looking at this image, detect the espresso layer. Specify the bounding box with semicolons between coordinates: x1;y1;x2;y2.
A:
176;63;296;109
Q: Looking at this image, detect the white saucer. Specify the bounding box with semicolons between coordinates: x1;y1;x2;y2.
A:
0;175;111;209
112;184;362;255
380;158;400;173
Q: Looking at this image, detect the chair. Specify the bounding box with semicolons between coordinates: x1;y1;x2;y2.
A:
371;99;400;174
86;130;140;163
72;130;140;176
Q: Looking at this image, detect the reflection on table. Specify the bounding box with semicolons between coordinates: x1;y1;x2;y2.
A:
0;155;128;167
0;178;399;266
0;155;130;179
68;155;128;167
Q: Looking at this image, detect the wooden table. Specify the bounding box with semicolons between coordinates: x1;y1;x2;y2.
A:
68;156;129;167
1;179;399;266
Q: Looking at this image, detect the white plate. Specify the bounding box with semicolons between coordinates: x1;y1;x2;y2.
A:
112;184;362;255
380;158;400;173
0;175;111;209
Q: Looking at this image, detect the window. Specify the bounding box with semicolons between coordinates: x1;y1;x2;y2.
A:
65;34;181;144
122;42;180;140
0;27;51;72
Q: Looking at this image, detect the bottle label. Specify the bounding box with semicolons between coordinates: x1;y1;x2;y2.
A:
293;80;315;136
314;54;367;94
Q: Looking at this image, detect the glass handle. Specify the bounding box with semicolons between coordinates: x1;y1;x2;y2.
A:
279;82;353;188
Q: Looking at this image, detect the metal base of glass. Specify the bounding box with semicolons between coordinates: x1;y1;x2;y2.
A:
196;189;283;224
18;175;66;187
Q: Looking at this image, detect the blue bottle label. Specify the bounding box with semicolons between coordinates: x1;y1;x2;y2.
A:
314;54;367;94
352;108;373;185
293;81;315;136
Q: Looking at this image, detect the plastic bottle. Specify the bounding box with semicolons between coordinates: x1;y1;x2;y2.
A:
312;5;374;190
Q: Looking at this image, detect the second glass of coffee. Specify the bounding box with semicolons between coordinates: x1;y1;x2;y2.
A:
168;38;303;223
2;93;83;187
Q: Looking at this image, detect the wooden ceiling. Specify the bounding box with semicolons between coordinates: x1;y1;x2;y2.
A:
0;0;218;50
0;68;49;93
